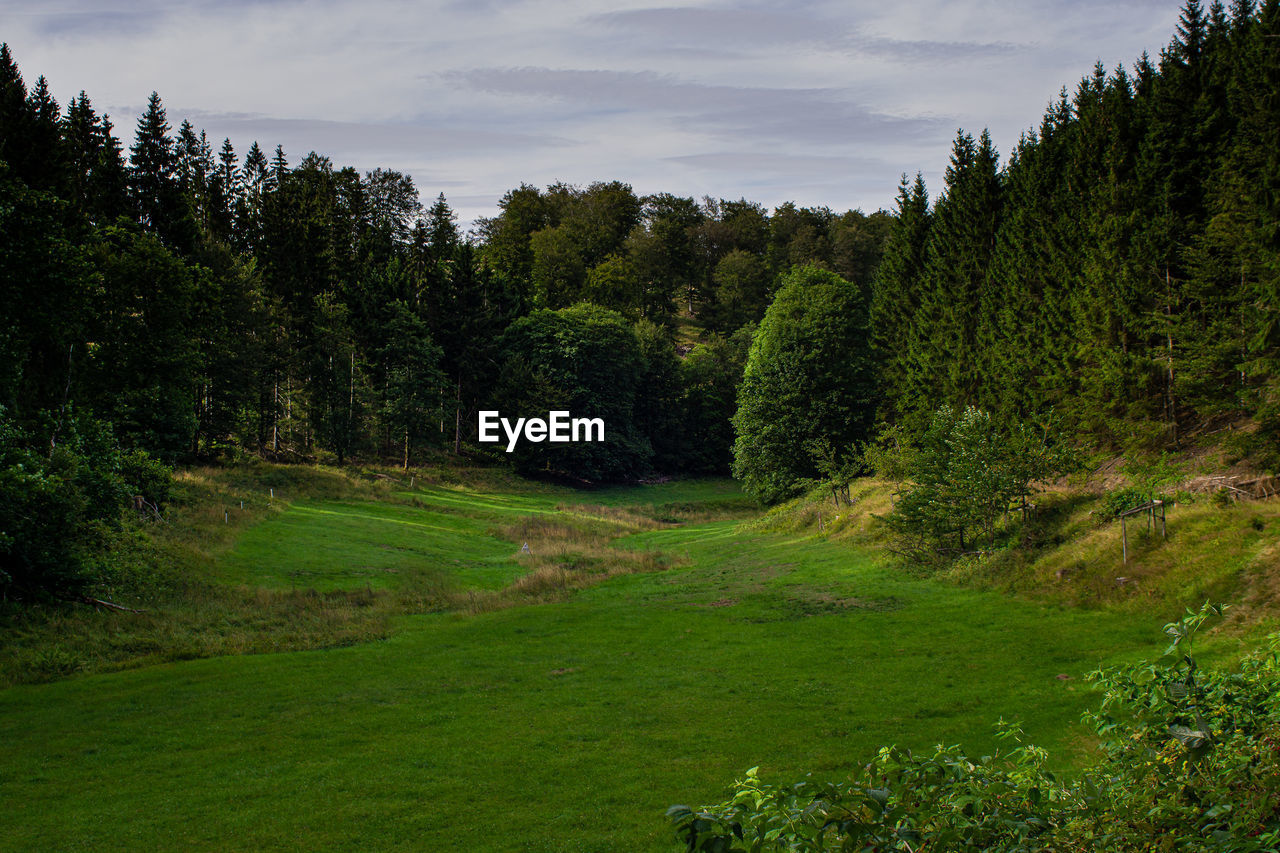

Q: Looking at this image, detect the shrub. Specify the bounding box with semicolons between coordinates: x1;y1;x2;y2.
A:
0;408;171;601
1099;486;1156;519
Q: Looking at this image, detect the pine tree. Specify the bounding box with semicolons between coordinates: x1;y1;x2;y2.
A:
129;92;196;250
23;76;65;193
237;141;269;252
869;173;930;424
269;144;288;191
0;44;36;185
209;137;239;241
907;130;1001;425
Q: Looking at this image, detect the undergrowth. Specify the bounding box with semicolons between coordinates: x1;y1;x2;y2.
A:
670;603;1280;852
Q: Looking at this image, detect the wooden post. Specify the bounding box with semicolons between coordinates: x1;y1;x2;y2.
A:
1122;515;1128;564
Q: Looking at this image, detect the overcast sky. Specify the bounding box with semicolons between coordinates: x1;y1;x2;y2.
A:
3;0;1186;231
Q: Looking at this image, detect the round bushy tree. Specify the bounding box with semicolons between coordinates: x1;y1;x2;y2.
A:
496;303;651;482
731;266;875;503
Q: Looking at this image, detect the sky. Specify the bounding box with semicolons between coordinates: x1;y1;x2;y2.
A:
2;0;1187;232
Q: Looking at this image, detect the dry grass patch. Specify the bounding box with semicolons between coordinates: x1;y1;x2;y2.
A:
466;512;678;613
0;582;430;686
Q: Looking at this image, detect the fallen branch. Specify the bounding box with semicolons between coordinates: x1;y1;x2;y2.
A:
81;595;146;613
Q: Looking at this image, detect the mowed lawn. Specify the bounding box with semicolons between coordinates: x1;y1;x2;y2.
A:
216;499;523;591
0;480;1163;851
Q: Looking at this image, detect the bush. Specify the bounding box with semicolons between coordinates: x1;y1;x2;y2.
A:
669;603;1280;852
0;408;171;601
1099;486;1155;519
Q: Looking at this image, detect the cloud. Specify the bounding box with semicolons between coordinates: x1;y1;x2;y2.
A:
32;9;158;37
192;115;572;157
450;67;945;145
589;5;1020;63
667;151;891;176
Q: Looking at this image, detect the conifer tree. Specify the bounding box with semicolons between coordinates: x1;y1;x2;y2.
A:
23;76;65;193
130;92;196;250
237;141;269;251
0;46;43;190
869;173;930;424
907;130;1001;424
209;137;239;241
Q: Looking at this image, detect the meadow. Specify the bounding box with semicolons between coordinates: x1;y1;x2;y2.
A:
0;471;1210;850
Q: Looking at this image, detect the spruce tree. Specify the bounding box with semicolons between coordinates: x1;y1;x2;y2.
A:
0;45;36;185
907;130;1001;425
869;173;930;424
129;92;196;250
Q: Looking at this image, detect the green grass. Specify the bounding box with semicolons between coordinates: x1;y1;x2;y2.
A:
217;499;522;591
0;471;1176;851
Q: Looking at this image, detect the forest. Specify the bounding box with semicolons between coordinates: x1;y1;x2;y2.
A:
1;0;1277;603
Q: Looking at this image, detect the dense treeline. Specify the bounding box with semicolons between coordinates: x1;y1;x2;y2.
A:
870;0;1280;460
0;34;890;598
0;42;888;493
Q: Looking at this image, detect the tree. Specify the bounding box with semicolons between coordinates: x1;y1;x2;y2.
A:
61;92;129;225
496;304;651;481
679;326;754;475
82;227;199;460
869;173;930;424
731;266;876;503
632;319;683;472
381;303;445;469
0;409;171;601
706;249;770;334
880;405;1073;561
910;129;1002;420
529;224;586;308
309;291;366;465
129;92;196;249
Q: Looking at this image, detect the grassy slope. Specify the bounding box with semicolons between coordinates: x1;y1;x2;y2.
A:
0;470;1174;851
767;476;1280;633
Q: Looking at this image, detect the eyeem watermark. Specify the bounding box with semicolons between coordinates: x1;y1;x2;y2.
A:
478;411;605;452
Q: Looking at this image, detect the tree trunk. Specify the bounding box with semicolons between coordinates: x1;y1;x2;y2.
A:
453;375;462;455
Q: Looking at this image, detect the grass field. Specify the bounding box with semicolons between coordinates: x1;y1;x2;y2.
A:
0;474;1186;850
